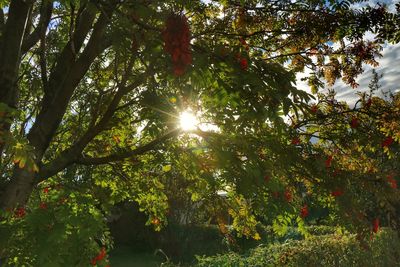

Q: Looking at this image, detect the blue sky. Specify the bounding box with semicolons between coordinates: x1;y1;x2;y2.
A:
296;42;400;105
296;0;400;105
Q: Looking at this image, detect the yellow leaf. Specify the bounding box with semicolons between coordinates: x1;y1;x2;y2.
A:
32;163;39;173
253;232;261;240
18;157;26;169
162;165;171;172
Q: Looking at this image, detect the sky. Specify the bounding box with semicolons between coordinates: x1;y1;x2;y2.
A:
296;42;400;105
296;0;400;105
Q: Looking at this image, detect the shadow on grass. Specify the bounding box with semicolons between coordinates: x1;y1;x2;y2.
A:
110;246;165;267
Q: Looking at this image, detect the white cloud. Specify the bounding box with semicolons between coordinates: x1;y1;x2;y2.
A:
295;39;400;105
351;0;398;13
324;42;400;105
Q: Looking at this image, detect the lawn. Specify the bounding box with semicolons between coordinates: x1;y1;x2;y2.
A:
110;246;165;267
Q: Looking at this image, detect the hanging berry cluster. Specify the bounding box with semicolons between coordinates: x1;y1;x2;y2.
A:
236;37;249;70
162;14;192;76
90;247;108;266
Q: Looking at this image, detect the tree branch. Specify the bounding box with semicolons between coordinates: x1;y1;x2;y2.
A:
0;0;33;158
76;128;181;166
0;0;33;104
27;3;116;158
39;20;48;90
0;8;4;31
37;70;150;179
21;0;53;55
44;1;97;100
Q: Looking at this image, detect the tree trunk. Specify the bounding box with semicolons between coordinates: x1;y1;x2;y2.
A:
0;3;115;210
0;167;36;210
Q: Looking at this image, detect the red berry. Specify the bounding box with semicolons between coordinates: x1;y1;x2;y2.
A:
332;169;340;176
15;207;26;218
390;180;397;189
381;136;394;147
291;137;301;145
173;66;185;76
365;98;372;108
43;187;50;194
240;58;248;70
39;202;47;210
310;105;318;113
96;247;106;261
284;189;292;202
325;155;333;168
387;175;397;189
300;205;309;218
372;218;379;233
350;117;359;128
331;190;343;197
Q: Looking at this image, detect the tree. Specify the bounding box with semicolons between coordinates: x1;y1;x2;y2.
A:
285;70;400;234
0;0;399;264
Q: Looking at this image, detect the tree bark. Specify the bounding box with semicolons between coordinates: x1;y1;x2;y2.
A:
21;0;53;55
0;2;116;211
0;0;33;158
0;167;36;210
27;6;111;158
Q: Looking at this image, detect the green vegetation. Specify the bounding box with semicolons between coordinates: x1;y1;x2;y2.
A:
110;247;163;267
196;229;400;267
0;0;399;265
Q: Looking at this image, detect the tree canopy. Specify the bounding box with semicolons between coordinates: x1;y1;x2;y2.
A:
0;0;399;265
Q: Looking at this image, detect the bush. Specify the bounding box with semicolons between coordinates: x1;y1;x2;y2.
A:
233;225;337;252
0;189;112;267
196;228;400;267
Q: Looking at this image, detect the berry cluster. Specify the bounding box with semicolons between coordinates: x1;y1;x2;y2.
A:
284;189;292;202
372;218;379;233
14;207;26;218
235;53;248;71
387;174;397;189
350;117;359;128
291;137;301;145
381;136;394;147
331;189;344;197
325;155;333;168
91;247;108;266
300;204;309;218
162;14;192;76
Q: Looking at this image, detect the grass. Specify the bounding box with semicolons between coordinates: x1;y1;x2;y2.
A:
110;246;166;267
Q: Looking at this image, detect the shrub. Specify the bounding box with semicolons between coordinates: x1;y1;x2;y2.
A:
0;188;112;267
196;228;400;267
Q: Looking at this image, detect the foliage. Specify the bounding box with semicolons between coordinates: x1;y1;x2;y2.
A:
0;0;399;264
294;79;400;235
0;179;112;266
196;228;400;267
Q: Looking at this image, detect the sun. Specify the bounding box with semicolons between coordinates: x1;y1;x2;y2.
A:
179;110;198;131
